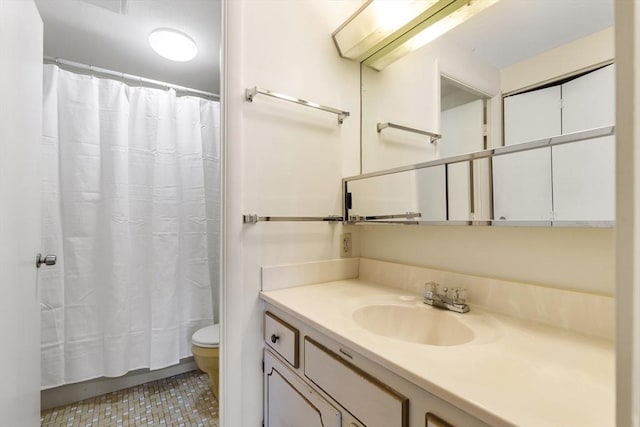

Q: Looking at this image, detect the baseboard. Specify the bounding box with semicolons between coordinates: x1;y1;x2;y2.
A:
41;357;198;410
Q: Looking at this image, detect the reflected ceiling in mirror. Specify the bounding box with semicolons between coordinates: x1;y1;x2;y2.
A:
443;0;613;69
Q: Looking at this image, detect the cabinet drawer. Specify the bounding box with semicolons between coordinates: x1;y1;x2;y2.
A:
264;311;299;368
304;337;408;427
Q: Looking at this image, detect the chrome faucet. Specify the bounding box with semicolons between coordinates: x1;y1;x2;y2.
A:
423;282;470;313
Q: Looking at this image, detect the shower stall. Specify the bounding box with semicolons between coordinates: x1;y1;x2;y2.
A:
38;62;221;390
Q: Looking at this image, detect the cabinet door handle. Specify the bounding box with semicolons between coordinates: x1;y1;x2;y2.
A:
270;334;280;344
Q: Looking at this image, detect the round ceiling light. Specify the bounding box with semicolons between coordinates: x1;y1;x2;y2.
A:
149;28;198;62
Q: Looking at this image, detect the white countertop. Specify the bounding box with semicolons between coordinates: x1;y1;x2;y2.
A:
260;279;614;427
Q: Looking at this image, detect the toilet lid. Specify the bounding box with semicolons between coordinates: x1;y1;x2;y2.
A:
192;324;220;348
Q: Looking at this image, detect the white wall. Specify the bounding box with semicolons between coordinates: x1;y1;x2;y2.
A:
359;28;616;296
501;27;613;94
360;225;614;294
222;1;361;425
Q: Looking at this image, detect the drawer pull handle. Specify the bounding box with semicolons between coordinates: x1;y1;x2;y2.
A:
339;348;353;359
270;334;280;344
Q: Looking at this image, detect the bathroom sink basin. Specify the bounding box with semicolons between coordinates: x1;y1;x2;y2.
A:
352;304;474;346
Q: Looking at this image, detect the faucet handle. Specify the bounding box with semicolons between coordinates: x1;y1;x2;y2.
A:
424;281;438;298
451;287;467;305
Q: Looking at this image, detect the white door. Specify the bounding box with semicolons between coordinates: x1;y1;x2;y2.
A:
415;165;447;221
503;85;561;146
561;64;615;133
0;1;43;426
492;148;553;223
552;64;615;222
495;85;560;223
440;99;485;221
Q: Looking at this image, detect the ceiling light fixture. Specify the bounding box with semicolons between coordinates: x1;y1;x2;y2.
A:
149;28;198;62
333;0;499;71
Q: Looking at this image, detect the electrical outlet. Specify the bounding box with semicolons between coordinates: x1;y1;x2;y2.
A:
341;233;352;257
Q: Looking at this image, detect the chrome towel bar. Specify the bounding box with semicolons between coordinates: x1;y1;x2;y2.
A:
243;214;343;224
245;86;350;124
377;122;441;143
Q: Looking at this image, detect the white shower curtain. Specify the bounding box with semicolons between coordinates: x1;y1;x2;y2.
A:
39;65;220;389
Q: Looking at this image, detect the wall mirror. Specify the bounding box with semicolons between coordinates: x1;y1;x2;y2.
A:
351;0;614;227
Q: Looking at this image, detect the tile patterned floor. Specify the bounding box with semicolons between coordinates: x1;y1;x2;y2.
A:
40;370;218;427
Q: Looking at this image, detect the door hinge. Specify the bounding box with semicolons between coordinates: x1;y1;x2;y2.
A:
262;359;264;373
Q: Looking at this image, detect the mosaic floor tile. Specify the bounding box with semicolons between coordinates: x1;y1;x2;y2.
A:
40;370;218;427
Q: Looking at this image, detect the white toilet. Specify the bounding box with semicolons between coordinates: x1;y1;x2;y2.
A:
191;324;220;398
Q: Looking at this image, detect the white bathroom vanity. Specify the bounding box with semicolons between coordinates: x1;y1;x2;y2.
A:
260;271;613;427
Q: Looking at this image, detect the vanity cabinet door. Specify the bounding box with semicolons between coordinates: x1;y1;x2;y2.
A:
304;337;408;427
264;349;341;427
426;412;455;427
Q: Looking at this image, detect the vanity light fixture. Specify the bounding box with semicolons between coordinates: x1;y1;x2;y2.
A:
332;0;499;71
149;28;198;62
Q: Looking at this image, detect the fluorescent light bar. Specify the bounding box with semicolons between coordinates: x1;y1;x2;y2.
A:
332;0;441;61
333;0;500;71
366;0;499;70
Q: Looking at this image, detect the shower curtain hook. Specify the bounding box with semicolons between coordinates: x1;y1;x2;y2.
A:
89;64;94;79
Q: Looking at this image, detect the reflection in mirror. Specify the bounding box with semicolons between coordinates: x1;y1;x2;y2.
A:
347;167;447;223
493;148;552;224
361;37;500;174
440;76;491;221
440;76;487;157
354;0;614;227
345;123;614;227
495;64;616;225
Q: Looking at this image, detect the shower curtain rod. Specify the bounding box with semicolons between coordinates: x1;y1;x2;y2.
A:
44;56;220;101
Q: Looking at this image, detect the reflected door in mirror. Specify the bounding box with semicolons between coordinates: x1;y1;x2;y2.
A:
496;64;615;224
